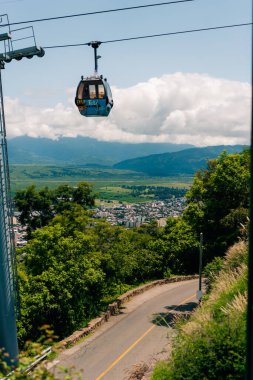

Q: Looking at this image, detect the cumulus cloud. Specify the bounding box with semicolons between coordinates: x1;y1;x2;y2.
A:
4;72;251;146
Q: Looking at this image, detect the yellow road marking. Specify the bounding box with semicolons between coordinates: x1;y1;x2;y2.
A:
95;324;155;380
95;293;196;380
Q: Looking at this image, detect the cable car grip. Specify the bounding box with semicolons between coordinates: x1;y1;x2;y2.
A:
88;41;102;74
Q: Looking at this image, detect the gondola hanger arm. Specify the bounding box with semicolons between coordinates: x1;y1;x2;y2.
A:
88;41;102;74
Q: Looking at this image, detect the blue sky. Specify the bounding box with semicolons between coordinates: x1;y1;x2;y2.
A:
0;0;251;145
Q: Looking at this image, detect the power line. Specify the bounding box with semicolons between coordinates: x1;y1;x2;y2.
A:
0;0;195;27
43;22;252;50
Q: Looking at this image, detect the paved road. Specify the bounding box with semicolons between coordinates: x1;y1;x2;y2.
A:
50;279;198;380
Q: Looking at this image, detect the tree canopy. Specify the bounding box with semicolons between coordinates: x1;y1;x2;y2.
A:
184;149;249;260
14;182;96;237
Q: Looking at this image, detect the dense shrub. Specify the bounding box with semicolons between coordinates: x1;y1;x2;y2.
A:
203;256;223;292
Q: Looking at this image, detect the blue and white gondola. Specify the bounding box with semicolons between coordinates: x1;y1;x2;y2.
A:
75;41;113;117
75;75;113;117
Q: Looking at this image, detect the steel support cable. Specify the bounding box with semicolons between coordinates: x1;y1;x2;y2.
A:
0;0;195;27
43;22;252;49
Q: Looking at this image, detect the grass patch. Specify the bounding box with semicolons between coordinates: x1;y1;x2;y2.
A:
10;164;193;202
152;361;173;380
152;241;248;380
75;332;93;346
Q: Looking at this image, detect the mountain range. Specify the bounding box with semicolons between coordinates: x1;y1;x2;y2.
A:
8;136;247;177
8;136;193;166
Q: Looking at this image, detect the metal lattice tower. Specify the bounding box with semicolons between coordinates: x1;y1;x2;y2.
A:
0;14;45;366
0;63;19;365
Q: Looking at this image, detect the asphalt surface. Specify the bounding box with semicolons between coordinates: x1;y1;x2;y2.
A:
49;278;199;380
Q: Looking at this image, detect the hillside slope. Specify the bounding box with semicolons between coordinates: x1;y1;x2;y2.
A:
7;136;193;165
152;240;247;379
114;145;247;176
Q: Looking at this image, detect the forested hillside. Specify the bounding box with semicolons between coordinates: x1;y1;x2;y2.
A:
114;145;247;176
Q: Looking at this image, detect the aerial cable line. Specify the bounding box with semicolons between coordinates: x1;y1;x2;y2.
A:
43;22;252;49
0;0;195;27
102;22;252;44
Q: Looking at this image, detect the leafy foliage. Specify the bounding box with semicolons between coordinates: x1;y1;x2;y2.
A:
17;207;165;344
203;256;223;292
121;185;187;200
184;149;249;260
162;217;199;274
14;182;95;238
14;185;54;237
18;215;102;342
0;326;80;379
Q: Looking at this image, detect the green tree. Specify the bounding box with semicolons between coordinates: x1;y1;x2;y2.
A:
51;204;92;236
14;182;96;237
18;223;105;341
52;184;74;213
184;150;249;260
162;217;199;274
140;241;167;279
72;182;96;208
14;185;53;238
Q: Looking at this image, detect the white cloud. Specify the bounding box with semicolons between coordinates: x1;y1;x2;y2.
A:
4;72;251;146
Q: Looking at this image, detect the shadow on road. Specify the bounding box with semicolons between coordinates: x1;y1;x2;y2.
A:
151;301;198;327
165;301;198;312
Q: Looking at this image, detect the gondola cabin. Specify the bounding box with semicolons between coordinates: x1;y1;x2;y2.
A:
75;75;113;117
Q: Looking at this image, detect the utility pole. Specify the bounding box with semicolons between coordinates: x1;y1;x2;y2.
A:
0;16;44;367
196;232;203;302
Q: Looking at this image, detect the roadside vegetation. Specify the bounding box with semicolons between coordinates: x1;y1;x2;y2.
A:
1;149;249;378
152;240;247;380
151;149;249;379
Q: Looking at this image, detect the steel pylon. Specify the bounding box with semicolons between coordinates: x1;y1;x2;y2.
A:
0;64;19;367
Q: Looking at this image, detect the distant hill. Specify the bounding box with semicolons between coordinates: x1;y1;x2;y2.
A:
113;145;247;176
7;136;193;165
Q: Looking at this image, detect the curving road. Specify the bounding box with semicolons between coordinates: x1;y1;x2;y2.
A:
49;278;199;380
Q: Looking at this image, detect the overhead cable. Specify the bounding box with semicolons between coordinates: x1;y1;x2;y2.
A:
43;22;252;49
0;0;195;27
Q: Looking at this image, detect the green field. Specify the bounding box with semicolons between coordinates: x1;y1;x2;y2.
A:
10;164;193;202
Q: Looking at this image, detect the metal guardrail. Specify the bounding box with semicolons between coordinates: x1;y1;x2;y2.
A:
0;347;52;379
23;347;52;374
